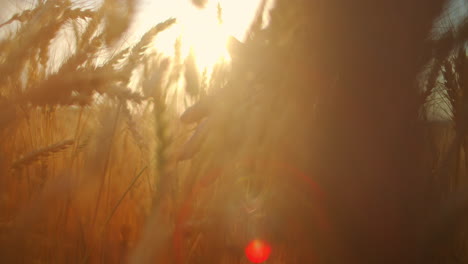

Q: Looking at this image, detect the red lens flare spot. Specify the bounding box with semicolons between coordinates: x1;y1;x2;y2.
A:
245;239;271;263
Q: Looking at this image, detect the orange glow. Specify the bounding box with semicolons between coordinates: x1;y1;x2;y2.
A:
245;239;272;263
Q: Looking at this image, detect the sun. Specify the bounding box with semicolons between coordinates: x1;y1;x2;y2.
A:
139;0;267;71
177;2;231;70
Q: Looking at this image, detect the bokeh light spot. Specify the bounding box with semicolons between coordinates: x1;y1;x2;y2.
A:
245;239;271;263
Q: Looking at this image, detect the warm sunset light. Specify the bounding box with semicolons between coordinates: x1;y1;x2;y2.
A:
1;0;463;263
176;3;230;70
138;0;266;70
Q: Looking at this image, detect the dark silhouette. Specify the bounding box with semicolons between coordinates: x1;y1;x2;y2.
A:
182;0;455;263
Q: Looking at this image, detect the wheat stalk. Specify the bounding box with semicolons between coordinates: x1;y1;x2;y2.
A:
11;139;74;170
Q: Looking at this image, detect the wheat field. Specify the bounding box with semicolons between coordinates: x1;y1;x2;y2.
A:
1;0;468;263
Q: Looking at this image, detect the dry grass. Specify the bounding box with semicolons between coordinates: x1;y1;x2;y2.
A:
0;1;180;262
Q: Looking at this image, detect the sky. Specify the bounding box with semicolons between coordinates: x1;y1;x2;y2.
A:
0;0;268;70
0;0;465;71
0;0;265;41
135;0;264;41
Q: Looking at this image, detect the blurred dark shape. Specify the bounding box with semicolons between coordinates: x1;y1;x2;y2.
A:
180;96;213;124
191;0;208;9
227;36;245;58
180;0;455;263
217;2;223;24
184;49;201;98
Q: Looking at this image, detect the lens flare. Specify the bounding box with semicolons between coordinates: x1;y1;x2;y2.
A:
245;239;271;263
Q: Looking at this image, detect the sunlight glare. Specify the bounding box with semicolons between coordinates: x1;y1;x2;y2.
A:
177;2;230;70
139;0;265;71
